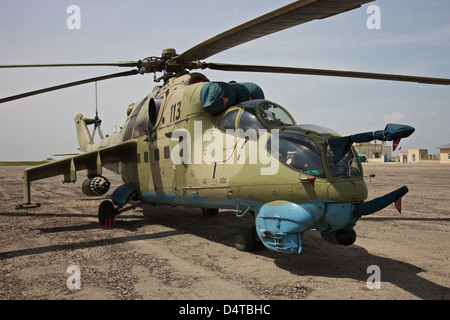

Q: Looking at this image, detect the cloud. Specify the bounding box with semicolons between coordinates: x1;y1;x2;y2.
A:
383;112;405;123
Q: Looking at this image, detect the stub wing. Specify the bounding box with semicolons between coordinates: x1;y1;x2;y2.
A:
16;140;137;208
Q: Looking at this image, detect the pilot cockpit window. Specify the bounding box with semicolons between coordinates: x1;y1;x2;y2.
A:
218;109;239;131
258;102;295;126
237;110;266;140
266;132;324;177
326;146;362;177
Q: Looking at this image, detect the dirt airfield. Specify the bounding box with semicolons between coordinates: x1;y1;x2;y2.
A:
0;162;449;301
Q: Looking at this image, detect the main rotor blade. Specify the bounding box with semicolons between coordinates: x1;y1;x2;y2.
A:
0;70;139;104
176;0;373;62
207;63;450;85
0;62;139;68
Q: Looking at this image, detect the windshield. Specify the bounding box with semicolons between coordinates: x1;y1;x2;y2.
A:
236;110;266;140
266;132;324;177
258;102;295;126
218;109;239;131
326;146;362;177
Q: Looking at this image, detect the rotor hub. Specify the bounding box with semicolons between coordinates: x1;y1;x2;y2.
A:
161;48;177;59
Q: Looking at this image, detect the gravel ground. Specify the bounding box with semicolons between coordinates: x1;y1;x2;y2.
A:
0;163;449;302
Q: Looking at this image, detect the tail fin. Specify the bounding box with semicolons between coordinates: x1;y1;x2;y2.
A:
74;114;94;152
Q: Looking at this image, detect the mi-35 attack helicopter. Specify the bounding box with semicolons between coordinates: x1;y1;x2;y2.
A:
2;0;449;254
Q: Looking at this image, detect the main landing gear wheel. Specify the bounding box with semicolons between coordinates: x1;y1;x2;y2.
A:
98;200;115;226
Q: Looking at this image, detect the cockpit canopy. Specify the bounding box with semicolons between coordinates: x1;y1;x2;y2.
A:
217;101;362;179
265;130;362;178
267;132;325;177
218;100;296;137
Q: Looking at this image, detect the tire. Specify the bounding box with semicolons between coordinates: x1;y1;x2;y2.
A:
234;227;256;252
98;200;115;226
202;208;219;217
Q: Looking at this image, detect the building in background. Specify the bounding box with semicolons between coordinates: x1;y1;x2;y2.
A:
353;143;444;163
438;143;450;164
407;149;429;163
399;151;408;163
398;149;440;163
353;142;392;162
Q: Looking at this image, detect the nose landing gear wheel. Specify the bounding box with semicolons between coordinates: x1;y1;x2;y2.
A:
202;208;219;216
234;227;256;252
98;200;116;226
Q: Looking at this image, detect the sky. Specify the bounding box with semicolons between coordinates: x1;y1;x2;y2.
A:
0;0;449;161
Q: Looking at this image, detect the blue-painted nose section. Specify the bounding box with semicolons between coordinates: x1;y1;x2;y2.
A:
256;201;325;254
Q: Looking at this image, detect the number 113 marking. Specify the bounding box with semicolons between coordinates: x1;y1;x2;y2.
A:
170;101;181;122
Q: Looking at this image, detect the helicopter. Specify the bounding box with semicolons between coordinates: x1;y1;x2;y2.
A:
2;0;449;254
